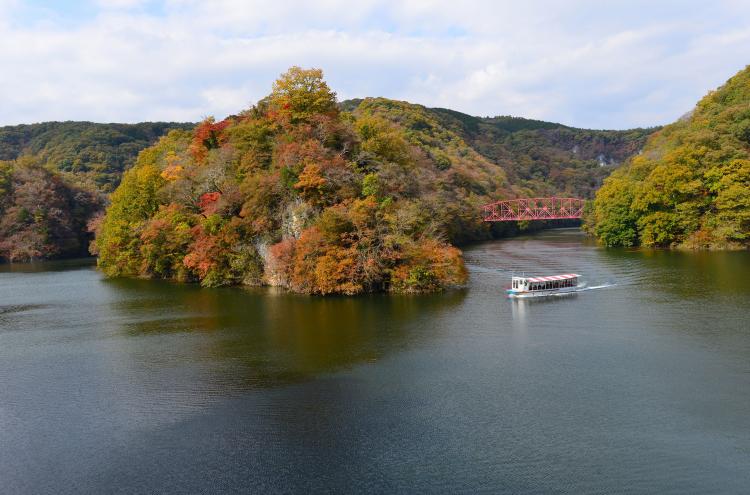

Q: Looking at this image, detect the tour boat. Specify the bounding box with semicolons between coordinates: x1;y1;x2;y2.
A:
507;273;583;298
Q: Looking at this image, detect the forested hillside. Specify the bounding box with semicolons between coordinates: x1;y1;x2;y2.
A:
0;157;102;261
0;121;192;192
1;73;653;268
94;68;508;293
94;68;650;294
587;65;750;249
344;99;654;199
0;121;191;262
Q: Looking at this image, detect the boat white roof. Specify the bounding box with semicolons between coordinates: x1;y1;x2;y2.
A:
522;273;580;282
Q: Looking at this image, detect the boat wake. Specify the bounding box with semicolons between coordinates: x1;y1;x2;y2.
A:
543;283;617;296
576;283;616;292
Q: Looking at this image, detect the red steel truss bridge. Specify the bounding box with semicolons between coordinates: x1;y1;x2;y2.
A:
482;197;585;222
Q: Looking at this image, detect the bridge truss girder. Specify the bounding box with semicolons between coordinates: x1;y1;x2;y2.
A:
482;197;585;222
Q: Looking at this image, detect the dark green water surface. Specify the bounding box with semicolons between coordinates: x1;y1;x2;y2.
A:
1;229;748;494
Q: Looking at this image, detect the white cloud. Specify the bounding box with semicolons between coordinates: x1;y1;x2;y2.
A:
0;0;749;128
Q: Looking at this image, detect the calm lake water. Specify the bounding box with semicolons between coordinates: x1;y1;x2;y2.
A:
1;229;749;494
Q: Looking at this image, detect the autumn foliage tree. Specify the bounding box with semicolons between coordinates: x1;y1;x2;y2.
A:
268;66;337;124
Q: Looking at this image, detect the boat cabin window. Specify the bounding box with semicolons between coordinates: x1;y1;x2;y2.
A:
524;277;579;291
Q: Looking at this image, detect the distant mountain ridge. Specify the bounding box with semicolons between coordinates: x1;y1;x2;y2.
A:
342;98;655;198
0;108;652;198
0;121;193;192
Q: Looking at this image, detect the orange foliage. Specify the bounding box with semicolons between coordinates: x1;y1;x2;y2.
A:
294;162;327;202
160;152;185;181
198;192;222;215
274;139;327;171
264;238;296;288
290;226;363;295
312;248;361;295
390;238;467;293
140;218;170;244
160;165;184;181
183;225;218;278
189;117;231;163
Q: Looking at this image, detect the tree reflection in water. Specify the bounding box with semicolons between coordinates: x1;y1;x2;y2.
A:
105;278;466;391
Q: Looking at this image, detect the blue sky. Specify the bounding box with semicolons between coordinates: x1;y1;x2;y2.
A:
1;0;749;129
